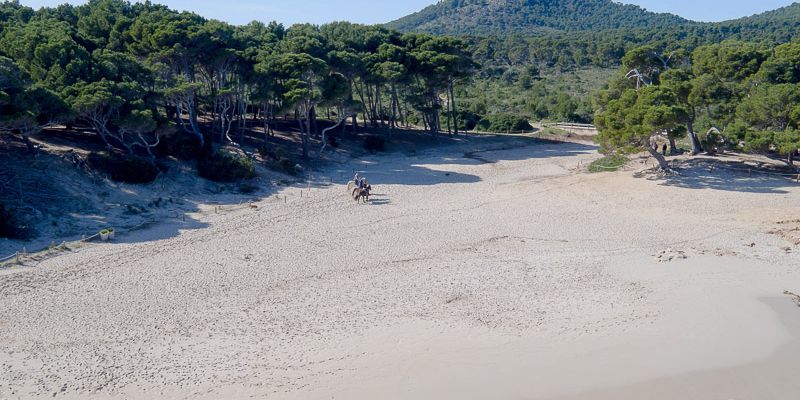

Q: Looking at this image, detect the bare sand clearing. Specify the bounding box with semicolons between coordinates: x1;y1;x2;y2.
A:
1;139;799;399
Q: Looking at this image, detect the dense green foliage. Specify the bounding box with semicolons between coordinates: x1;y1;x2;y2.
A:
363;135;386;152
389;0;800;47
458;66;610;124
87;152;161;183
0;0;479;167
197;149;257;182
394;1;800;76
595;41;800;168
0;202;30;239
477;114;533;133
386;0;687;36
2;0;800;178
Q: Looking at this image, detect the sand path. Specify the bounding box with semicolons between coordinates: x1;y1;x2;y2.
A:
1;140;799;399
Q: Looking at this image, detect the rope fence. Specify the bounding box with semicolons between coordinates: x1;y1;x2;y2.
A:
467;130;595;146
0;231;103;268
541;122;596;130
467;128;539;135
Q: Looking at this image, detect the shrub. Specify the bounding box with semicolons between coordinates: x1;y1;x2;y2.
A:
258;145;274;159
197;149;257;182
238;183;259;194
271;158;298;176
588;155;629;173
0;203;31;239
258;145;288;161
88;152;160;183
364;135;386;152
477;114;533;133
456;110;482;131
157;133;206;160
328;134;339;148
259;146;297;176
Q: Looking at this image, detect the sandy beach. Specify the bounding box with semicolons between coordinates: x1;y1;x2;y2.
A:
1;138;799;399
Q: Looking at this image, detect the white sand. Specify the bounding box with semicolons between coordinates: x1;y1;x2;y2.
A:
1;139;799;399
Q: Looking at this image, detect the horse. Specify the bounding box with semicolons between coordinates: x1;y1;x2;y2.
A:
347;179;369;193
352;184;371;203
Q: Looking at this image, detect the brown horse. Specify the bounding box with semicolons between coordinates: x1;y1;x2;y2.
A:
352;185;371;203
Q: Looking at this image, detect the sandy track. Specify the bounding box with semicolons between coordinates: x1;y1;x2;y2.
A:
1;140;799;399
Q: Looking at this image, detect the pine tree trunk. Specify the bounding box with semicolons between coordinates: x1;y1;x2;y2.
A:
376;84;383;128
309;106;317;137
188;98;204;146
687;120;703;155
668;136;678;155
390;82;399;130
299;114;309;159
648;146;671;170
449;80;458;135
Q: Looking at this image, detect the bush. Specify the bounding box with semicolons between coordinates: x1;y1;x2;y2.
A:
477;114;533;133
328;134;339;148
88;152;160;183
364;135;386;152
238;183;259;194
157;133;206;161
258;145;288;161
588;155;629;173
259;146;297;176
271;158;298;176
456;110;482;131
197;149;257;182
0;203;31;239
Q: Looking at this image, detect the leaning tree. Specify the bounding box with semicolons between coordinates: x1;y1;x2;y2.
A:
595;85;687;171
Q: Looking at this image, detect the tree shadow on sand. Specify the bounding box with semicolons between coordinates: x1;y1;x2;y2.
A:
365;195;391;206
327;137;598;187
2;135;597;257
640;158;798;194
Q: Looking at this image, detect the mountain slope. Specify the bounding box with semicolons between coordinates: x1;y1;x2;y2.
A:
710;3;800;43
385;0;690;36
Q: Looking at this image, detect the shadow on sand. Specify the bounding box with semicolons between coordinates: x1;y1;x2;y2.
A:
327;137;597;187
640;157;798;194
3;134;597;257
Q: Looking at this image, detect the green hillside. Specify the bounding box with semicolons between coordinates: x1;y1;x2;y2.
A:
387;0;800;42
386;0;691;36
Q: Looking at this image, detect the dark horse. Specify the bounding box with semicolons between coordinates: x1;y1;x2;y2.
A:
352;184;371;203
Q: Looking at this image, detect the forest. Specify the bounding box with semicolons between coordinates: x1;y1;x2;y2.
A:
594;40;800;170
1;0;799;188
0;0;477;173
